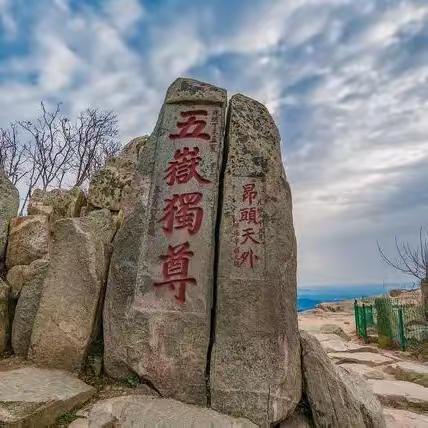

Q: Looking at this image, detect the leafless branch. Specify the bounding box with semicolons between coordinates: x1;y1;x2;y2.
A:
378;229;428;281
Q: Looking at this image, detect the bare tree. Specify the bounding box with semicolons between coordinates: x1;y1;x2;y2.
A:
68;108;120;187
377;228;428;281
0;124;27;185
0;102;120;213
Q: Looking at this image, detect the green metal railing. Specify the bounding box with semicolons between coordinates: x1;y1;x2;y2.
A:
354;297;427;351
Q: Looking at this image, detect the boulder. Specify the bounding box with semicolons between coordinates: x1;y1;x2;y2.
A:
11;259;49;356
68;395;257;428
6;264;31;299
88;137;147;212
29;211;115;371
104;78;227;405
300;331;386;428
28;187;86;220
210;94;301;426
279;410;313;427
0;366;94;427
368;379;428;412
5;215;49;269
0;173;19;272
0;278;10;353
383;361;428;387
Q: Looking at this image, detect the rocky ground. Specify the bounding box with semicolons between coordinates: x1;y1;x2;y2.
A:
299;295;428;428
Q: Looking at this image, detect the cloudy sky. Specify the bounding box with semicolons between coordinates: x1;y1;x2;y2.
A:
1;0;427;286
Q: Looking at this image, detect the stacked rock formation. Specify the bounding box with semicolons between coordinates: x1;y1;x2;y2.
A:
0;78;386;427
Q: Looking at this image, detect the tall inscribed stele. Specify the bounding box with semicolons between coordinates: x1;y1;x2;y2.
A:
210;94;301;426
132;78;227;405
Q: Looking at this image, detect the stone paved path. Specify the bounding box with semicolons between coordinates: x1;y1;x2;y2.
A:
299;304;428;427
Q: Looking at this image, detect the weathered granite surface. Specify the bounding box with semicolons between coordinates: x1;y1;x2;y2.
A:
29;211;115;370
0;173;19;273
210;94;301;426
300;331;386;428
0;367;94;427
104;78;227;406
69;395;256;428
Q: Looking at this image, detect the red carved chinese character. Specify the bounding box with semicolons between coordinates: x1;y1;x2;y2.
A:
238;248;259;268
154;242;196;303
243;183;257;205
159;192;203;235
164;147;211;186
240;227;260;245
239;207;259;224
169;110;210;140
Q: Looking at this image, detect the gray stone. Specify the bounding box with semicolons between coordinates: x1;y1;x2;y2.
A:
68;395;257;428
329;351;396;366
0;366;94;427
338;363;386;380
300;331;386;428
279;410;313;427
88;137;147;212
0;278;10;353
368;379;428;412
383;408;428;428
6;264;30;299
0;173;19;272
313;333;379;353
210;94;301;426
383;361;428;387
319;323;350;341
29;212;115;371
6;215;49;269
28;187;86;221
104;78;227;406
11;259;49;356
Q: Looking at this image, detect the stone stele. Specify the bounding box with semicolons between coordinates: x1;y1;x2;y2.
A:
103;78;226;406
210;94;301;426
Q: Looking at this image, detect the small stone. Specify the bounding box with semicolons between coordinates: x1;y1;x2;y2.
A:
383;361;428;387
68;395;257;428
0;366;94;427
0;173;19;272
6;215;49;269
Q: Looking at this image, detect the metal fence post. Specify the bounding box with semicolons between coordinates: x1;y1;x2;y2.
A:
354;299;359;337
362;303;368;341
398;306;406;351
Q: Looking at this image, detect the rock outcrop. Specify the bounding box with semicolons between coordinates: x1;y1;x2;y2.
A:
28;187;86;221
104;78;227;405
11;259;49;356
88;136;147;213
209;94;301;426
0;173;19;273
300;331;386;428
6;215;49;269
29;210;115;370
0;278;10;353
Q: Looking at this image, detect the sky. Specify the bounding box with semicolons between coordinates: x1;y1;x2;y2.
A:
0;0;427;286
